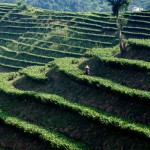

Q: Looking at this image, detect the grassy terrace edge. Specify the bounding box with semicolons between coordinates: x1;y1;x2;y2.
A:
86;47;150;73
54;57;150;103
1;72;150;140
128;38;150;50
0;110;87;150
19;65;49;81
95;56;150;72
0;38;84;57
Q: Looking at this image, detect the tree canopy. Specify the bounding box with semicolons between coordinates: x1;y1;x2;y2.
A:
0;0;149;12
107;0;131;17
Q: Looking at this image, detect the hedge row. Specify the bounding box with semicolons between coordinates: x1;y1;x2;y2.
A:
0;72;150;140
86;14;115;22
69;26;101;34
19;65;50;82
54;58;150;104
124;14;150;22
86;47;150;73
127;19;150;27
0;62;22;70
68;30;116;43
123;31;150;38
0;110;87;150
128;38;150;50
0;20;41;27
68;19;116;29
1;26;52;33
0;12;6;15
0;45;54;63
123;26;150;34
68;20;102;29
23;32;44;39
49;35;112;46
23;36;89;53
0;32;22;39
72;16;115;26
9;13;33;19
98;56;150;73
68;29;115;39
0;54;44;68
19;36;53;45
0;8;11;12
0;38;83;58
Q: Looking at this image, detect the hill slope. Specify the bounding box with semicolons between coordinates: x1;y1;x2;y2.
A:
0;4;150;69
0;3;150;150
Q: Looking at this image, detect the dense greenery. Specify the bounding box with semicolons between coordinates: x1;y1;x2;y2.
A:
0;0;149;12
0;2;150;149
107;0;131;56
0;0;110;12
19;65;50;81
0;110;87;150
128;38;150;50
1;72;150;140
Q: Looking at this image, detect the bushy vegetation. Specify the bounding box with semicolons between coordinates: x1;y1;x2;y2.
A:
128;38;150;50
0;0;149;11
0;0;110;12
0;110;87;150
1;72;150;141
0;2;150;149
19;65;50;82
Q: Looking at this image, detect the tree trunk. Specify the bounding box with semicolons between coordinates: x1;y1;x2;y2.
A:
116;15;124;57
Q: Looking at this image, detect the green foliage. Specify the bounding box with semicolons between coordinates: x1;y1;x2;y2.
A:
71;59;79;64
107;0;131;17
128;38;150;50
1;72;150;140
0;0;149;12
97;56;150;73
107;0;131;54
56;57;150;101
16;1;27;11
0;2;150;149
19;65;50;82
0;110;87;150
0;0;109;12
87;47;150;73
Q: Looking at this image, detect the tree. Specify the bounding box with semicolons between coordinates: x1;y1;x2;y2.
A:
106;0;131;56
17;1;27;10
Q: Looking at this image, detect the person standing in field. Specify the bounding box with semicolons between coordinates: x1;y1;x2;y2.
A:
84;65;90;75
120;40;127;57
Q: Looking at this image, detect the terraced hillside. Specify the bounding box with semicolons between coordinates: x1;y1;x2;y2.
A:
0;3;149;69
1;3;150;150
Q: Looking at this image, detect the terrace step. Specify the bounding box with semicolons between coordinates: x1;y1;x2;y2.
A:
0;109;87;150
0;54;44;68
1;72;150;149
0;26;51;33
0;38;83;59
19;37;89;53
54;57;150;106
0;46;54;63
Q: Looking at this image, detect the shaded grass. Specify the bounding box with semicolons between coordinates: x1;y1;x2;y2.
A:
1;88;150;150
14;67;150;127
0;108;88;150
79;59;150;91
0;121;51;150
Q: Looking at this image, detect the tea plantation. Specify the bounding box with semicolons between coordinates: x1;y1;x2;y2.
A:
0;3;150;150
